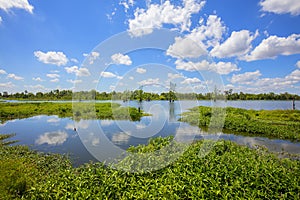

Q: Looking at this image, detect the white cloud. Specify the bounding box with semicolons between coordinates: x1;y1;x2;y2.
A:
166;15;226;59
87;51;100;64
32;77;44;82
7;73;24;80
0;81;14;88
229;69;300;93
129;76;134;80
296;61;300;68
34;51;68;66
25;84;49;92
168;73;183;80
166;36;207;58
110;85;116;90
138;78;160;86
0;69;7;74
111;132;130;143
231;70;262;84
100;71;122;79
286;69;300;82
210;62;240;75
136;67;146;74
35;131;68;145
181;77;202;84
260;0;300;16
128;0;206;37
175;59;239;75
211;30;258;58
46;73;60;79
111;53;132;65
70;58;79;63
64;66;91;77
67;79;82;84
0;0;34;13
0;16;2;24
245;34;300;61
50;78;59;83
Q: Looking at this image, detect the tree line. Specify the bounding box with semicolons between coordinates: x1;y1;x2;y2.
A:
1;89;299;101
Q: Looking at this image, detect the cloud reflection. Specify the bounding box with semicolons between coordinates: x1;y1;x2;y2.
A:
36;130;68;145
111;132;130;144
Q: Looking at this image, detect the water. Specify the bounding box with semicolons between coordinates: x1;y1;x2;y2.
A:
0;100;299;166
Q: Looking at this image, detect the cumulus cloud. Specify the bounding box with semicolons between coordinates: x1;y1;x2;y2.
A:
0;69;7;74
138;78;160;86
34;51;69;66
65;66;91;77
168;73;183;80
25;84;49;92
36;131;68;145
211;30;258;58
181;77;202;84
111;53;132;65
136;67;146;74
0;0;34;13
86;51;100;64
175;59;239;75
230;69;300;93
167;36;207;58
286;69;300;82
167;15;226;59
244;34;300;61
0;16;2;24
260;0;300;16
128;0;206;37
100;71;122;79
50;78;59;83
296;61;300;68
32;77;44;82
67;79;82;84
46;73;60;79
231;70;262;84
0;81;14;88
7;73;24;80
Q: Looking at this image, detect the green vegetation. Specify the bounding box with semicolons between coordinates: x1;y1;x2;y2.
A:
0;102;145;123
180;106;300;141
1;89;299;101
0;135;299;199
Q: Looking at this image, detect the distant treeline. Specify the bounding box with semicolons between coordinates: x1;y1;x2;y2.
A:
1;89;299;101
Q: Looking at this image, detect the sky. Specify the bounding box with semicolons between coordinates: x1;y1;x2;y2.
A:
0;0;300;94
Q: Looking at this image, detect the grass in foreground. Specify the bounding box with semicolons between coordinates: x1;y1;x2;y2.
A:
0;135;299;199
0;102;145;123
180;106;300;141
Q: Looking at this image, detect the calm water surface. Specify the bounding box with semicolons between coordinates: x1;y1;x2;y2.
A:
0;100;299;166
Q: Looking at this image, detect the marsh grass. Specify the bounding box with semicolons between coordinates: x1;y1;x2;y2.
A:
0;102;145;123
0;135;299;199
180;106;300;141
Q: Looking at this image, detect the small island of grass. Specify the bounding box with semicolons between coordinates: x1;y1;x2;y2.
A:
180;106;300;141
0;102;146;123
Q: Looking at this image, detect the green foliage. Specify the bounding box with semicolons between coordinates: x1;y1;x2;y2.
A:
2;89;299;101
16;138;299;199
180;106;300;141
0;140;71;199
0;102;145;123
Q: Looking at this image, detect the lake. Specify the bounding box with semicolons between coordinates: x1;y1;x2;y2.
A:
0;100;299;166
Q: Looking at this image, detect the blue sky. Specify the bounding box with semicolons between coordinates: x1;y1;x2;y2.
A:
0;0;300;94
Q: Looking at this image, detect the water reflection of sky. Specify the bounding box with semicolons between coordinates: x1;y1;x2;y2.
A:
0;100;299;166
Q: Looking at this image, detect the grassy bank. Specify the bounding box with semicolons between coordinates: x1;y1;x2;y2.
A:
180;106;300;141
0;102;145;123
0;135;299;199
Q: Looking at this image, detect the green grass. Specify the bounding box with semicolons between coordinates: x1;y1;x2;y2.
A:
0;102;146;123
180;106;300;141
0;135;299;199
